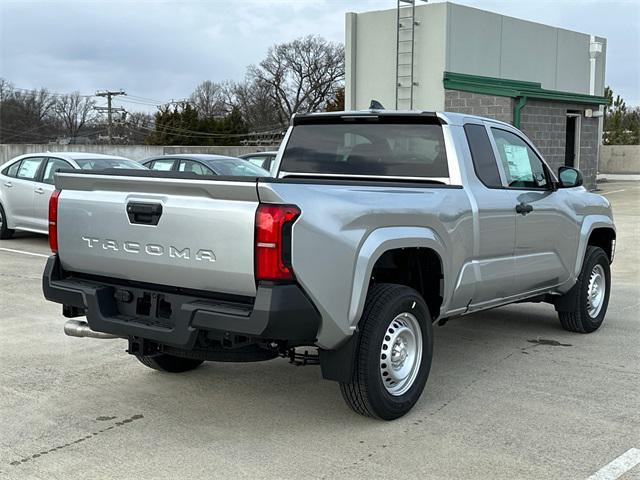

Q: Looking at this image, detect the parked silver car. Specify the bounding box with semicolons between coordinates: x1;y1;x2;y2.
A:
0;152;145;238
142;154;270;177
239;151;278;175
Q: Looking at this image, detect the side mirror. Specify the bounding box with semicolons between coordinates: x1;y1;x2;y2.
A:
557;166;583;188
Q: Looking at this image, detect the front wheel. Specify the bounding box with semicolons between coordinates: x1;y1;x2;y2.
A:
340;283;433;420
0;203;15;240
557;246;611;333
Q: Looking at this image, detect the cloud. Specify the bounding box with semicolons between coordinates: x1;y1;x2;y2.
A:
0;0;637;110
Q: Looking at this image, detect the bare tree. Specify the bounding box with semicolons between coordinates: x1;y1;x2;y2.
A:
123;111;155;144
14;88;56;123
54;92;96;138
0;78;13;101
0;81;59;143
248;35;344;125
233;79;281;130
189;80;234;119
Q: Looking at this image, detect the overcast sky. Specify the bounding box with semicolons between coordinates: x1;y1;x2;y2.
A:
1;0;638;113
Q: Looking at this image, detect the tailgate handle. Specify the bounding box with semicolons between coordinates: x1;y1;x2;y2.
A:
127;202;163;226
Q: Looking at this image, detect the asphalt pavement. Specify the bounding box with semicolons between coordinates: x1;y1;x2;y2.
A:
1;181;638;479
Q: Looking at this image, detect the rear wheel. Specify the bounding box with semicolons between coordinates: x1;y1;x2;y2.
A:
340;283;433;420
557;246;611;333
136;353;204;373
0;203;15;240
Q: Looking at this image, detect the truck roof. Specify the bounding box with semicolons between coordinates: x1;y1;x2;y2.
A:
291;110;514;128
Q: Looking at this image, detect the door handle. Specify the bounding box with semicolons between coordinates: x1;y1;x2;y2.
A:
515;203;534;215
34;187;45;194
4;181;12;188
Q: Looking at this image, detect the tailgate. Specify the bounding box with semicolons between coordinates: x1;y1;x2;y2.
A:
55;172;259;297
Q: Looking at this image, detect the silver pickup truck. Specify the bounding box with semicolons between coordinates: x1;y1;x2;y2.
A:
43;111;615;420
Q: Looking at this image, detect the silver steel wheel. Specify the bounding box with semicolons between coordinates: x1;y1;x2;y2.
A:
379;312;423;396
587;264;606;318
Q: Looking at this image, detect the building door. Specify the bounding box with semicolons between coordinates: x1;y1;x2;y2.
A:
564;114;581;168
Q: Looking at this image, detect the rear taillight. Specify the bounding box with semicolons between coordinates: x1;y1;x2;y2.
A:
48;190;60;253
255;204;300;281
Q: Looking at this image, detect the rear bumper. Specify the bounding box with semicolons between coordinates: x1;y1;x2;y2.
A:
42;255;320;349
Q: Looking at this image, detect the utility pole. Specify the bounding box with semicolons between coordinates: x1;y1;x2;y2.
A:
95;90;126;143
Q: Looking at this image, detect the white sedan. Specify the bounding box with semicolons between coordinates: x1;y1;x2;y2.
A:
0;152;145;238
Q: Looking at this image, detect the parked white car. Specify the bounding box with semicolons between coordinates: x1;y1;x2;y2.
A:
0;152;145;238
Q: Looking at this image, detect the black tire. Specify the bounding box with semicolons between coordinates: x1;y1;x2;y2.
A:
558;246;611;333
136;353;204;373
0;203;15;240
340;283;433;420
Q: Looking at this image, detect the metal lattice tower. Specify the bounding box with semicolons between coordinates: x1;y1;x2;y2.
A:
395;0;425;110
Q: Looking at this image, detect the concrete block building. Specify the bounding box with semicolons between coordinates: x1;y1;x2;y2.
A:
345;2;608;188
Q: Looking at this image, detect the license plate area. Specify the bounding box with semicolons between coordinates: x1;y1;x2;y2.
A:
115;289;175;329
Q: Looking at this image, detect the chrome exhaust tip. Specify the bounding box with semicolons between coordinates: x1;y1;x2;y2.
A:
64;320;119;339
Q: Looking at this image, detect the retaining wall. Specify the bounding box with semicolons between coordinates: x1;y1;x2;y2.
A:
0;144;279;166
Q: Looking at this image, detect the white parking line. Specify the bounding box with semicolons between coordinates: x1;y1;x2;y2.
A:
601;185;640;196
0;247;49;258
587;448;640;480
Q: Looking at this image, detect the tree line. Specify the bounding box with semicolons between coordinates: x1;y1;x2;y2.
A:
604;87;640;145
0;80;98;143
0;35;345;146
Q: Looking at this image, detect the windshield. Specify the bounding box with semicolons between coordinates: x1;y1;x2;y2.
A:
207;158;270;176
280;122;448;178
75;158;146;170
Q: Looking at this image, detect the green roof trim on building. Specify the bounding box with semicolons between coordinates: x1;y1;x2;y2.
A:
443;71;608;106
443;71;608;128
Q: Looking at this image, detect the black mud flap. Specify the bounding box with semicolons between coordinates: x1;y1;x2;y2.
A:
319;332;359;383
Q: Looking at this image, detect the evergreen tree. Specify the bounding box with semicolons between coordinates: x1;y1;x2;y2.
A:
604;87;640;145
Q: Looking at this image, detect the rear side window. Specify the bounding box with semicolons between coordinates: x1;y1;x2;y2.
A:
3;160;21;177
281;122;448;178
464;124;502;188
17;157;44;180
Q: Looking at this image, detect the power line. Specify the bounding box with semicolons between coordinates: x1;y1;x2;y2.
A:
9;86;94;98
126;94;165;104
114;97;161;107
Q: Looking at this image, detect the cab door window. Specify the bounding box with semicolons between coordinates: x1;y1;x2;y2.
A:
491;128;549;189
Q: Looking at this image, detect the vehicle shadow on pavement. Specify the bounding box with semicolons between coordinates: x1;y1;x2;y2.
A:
119;303;571;426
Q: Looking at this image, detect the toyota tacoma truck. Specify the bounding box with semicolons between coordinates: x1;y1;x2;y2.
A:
43;110;615;420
